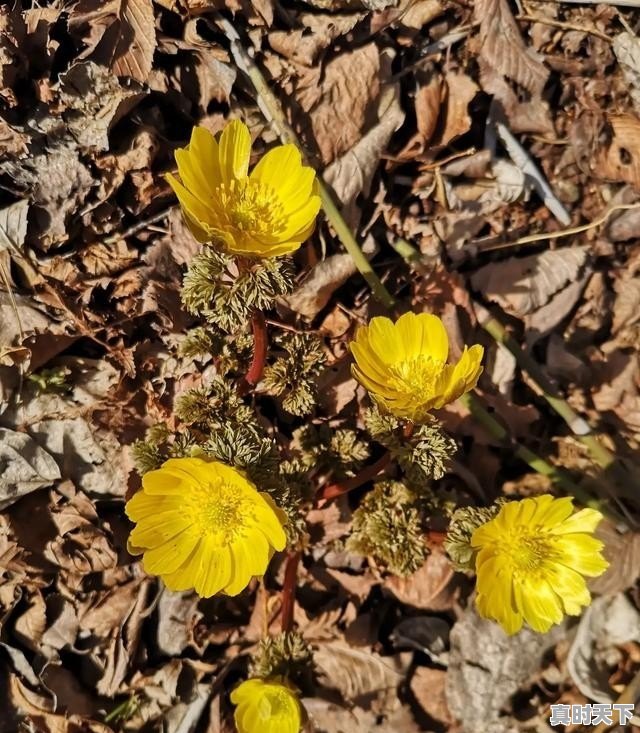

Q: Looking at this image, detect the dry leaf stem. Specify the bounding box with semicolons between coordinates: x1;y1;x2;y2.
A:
215;14;395;309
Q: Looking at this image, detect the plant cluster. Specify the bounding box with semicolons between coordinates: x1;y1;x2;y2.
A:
125;120;609;733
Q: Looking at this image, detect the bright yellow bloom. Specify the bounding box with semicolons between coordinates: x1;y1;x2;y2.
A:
471;495;608;635
231;677;302;733
350;312;484;423
166;120;321;258
126;457;287;597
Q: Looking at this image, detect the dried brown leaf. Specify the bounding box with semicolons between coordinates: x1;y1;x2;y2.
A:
471;247;589;317
0;429;60;509
384;549;455;611
69;0;157;84
475;0;548;95
297;43;380;164
410;667;453;725
314;641;406;700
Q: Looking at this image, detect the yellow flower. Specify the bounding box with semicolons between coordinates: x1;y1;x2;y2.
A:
350;311;484;423
126;457;287;597
231;677;302;733
471;494;609;635
166;120;321;258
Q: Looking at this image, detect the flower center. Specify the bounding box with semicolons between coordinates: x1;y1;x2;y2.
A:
184;480;255;544
501;529;558;577
261;688;293;719
216;179;286;237
388;355;445;397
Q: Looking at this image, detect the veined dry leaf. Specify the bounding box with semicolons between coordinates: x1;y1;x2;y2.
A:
314;641;406;700
0;199;28;254
304;698;423;733
0;428;60;509
297;42;380;164
69;0;156;84
415;75;443;147
475;0;548;95
282;253;357;320
268;13;361;67
0;117;29;156
471;247;589;317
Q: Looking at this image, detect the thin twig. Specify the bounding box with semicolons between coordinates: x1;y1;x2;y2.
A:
103;206;174;245
516;13;612;42
476;203;640;252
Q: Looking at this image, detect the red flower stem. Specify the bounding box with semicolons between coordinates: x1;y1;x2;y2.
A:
318;420;413;502
280;551;301;633
319;452;392;501
239;310;267;394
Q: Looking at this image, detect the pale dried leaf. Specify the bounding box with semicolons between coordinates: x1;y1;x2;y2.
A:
0;428;60;509
590;520;640;596
567;594;640;704
282;253;357;320
59;61;146;151
596;114;640;189
0;199;28;253
471;247;589;316
314;641;405;700
613;32;640;114
325;85;404;207
410;667;452;725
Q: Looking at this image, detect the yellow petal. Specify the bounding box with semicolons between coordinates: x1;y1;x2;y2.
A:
194;540;232;598
129;510;191;548
143;528;200;575
398;312;449;362
535;495;574;526
250;143;304;192
125;491;181;522
218;119;252;184
224;541;254;596
549;507;603;535
439;344;484;405
189;126;221;190
556;535;609;576
516;577;563;632
166;173;214;233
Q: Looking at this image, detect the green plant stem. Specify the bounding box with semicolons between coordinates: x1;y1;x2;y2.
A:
217;14;395;309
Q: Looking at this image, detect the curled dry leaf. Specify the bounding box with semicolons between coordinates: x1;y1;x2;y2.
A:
475;0;548;95
596;114;640;189
410;667;453;726
567;594;640;704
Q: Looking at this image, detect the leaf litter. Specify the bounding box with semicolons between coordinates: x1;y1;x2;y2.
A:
1;1;640;732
